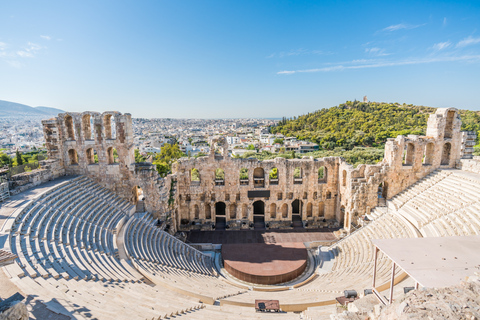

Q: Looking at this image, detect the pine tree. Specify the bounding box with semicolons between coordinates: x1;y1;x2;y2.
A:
16;150;24;166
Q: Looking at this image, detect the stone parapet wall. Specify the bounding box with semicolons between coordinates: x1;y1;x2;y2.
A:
457;157;480;175
9;159;65;196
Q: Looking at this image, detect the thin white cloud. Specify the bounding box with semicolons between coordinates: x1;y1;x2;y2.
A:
277;55;480;75
365;47;389;56
381;23;426;32
432;41;451;51
456;36;480;48
40;35;51;40
267;48;329;58
0;41;45;67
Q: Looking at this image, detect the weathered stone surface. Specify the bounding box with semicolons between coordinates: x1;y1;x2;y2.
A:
40;107;474;233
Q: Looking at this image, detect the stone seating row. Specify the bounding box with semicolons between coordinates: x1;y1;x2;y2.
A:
125;214;214;276
124;213;244;301
7;175;137;282
397;171;480;231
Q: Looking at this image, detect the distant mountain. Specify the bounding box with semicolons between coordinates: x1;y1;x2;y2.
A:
0;100;64;118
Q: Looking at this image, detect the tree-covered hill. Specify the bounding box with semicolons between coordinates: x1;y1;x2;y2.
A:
271;101;480;150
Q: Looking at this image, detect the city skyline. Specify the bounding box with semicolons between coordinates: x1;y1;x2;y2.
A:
1;0;480;118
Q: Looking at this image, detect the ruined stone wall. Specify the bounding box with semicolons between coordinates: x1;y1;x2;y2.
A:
42;112;169;220
41;107;473;233
172;153;342;230
9;159;64;195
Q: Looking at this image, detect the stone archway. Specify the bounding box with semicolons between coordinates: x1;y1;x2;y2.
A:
253;200;265;229
292;199;303;227
215;202;226;230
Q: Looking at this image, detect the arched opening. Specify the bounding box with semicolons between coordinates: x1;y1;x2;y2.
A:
191;168;200;185
441;142;451;165
270;203;276;219
253;200;265;229
82;114;92;140
205;203;211;220
293;167;302;184
194;205;199;219
68;149;78;165
103;114;116;139
239;168;248;185
269;167;278;185
215;168;225;186
382;182;388;199
444;110;455;139
132;186;144;212
404;143;415;166
306;202;313;218
242;204;248;219
423;142;434;165
292;199;302;226
86;148;97;165
253;167;265;188
215;202;226;229
318;202;325;217
326;191;332;200
107;147;118;164
229;204;236;219
318;166;326;183
342;170;347;187
65;115;75;140
281;203;288;218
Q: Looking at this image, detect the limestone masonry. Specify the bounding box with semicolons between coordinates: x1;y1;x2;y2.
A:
41;108;475;232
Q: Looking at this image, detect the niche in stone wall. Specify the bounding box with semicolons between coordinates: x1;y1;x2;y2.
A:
423;142;434;166
229;204;236;219
441;142;451;165
318;202;325;217
82;114;93;140
270;203;276;219
342;170;347;187
68;149;78;165
205;203;211;220
281;203;288;218
194;205;200;219
306;202;313;218
103;114;116;140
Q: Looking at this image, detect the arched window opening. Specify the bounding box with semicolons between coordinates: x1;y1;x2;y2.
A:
229;204;236;219
242;204;248;219
239;168;248;185
107;147;118;164
65;115;75;140
194;205;199;219
292;199;302;214
404;143;415;166
306;203;313;218
441;142;451;165
253;167;265;188
423;142;434;165
342;170;347;187
270;203;276;219
132;185;144;205
215;202;226;216
269;167;278;185
191;168;200;185
215;168;225;186
68;149;78;165
444;110;455;139
86;148;97;165
104;114;116;140
318;166;326;183
82;114;92;140
281;203;288;218
205;203;211;220
318;202;325;217
293;167;302;184
326;191;332;200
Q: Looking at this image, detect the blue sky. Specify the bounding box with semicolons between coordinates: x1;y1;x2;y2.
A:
1;0;480;118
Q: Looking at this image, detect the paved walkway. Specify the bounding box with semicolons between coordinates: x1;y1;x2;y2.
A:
187;228;338;244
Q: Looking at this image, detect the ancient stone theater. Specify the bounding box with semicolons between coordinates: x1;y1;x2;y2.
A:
1;108;480;319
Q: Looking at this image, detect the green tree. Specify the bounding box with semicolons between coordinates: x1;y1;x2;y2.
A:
134;149;146;163
247;144;255;150
269;167;278;179
0;152;11;167
191;168;200;181
16;150;23;166
152;143;184;177
239;168;248;180
273;138;284;145
215;168;225;180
